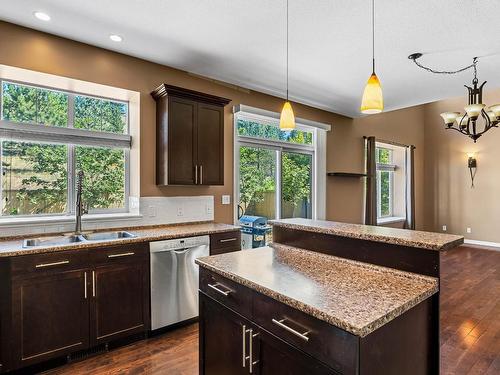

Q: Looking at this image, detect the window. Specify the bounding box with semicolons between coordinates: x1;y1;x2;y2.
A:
235;116;316;222
376;147;394;218
0;80;130;217
375;143;406;222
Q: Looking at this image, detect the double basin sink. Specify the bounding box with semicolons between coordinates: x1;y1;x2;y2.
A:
23;231;137;248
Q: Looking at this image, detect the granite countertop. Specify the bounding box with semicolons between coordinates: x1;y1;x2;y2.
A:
270;218;464;251
0;222;239;257
196;244;439;337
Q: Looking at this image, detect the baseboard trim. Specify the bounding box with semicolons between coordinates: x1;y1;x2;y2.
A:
464;239;500;250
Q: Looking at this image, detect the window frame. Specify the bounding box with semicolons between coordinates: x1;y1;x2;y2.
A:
375;145;397;220
235;115;317;221
0;79;131;218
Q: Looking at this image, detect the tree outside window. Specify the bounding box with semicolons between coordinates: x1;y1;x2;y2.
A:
1;82;128;216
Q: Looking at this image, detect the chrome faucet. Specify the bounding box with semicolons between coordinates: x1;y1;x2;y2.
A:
75;171;88;235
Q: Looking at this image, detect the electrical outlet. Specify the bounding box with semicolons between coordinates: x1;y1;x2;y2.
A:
177;207;184;217
148;205;157;217
222;195;231;205
442;225;447;232
206;204;213;214
466;227;472;234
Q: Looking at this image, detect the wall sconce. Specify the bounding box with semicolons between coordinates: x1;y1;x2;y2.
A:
467;153;477;188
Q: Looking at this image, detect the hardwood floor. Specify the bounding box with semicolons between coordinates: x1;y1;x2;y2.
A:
41;245;499;375
42;324;198;375
440;245;500;375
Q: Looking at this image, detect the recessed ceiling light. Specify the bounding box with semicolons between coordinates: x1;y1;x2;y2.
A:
34;11;51;21
109;34;123;42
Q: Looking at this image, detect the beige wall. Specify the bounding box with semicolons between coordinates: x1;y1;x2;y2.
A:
424;87;500;241
328;107;426;229
0;21;427;228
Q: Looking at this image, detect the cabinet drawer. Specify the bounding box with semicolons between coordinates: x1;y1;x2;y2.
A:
199;268;251;319
10;250;88;278
252;293;359;375
210;231;241;255
89;243;148;265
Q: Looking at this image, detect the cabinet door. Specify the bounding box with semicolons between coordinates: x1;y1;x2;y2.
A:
168;96;198;185
90;261;148;345
199;293;247;375
197;102;224;185
11;270;89;367
253;328;334;375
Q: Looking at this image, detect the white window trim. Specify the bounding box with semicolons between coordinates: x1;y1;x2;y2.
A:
0;65;141;227
375;146;395;219
233;105;330;224
375;142;409;224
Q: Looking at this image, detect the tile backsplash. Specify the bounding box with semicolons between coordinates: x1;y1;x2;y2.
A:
0;196;214;238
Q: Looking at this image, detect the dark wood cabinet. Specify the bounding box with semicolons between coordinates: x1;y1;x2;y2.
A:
256;327;334;375
90;247;149;345
200;293;247;375
151;84;230;186
200;293;333;375
11;269;89;368
209;230;241;255
1;243;149;373
200;267;437;375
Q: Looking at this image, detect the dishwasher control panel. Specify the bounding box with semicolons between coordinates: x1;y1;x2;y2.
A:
149;235;210;252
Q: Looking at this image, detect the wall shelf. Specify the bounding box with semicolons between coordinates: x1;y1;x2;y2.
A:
327;172;367;178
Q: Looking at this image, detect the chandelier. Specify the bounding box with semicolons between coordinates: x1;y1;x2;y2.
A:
409;53;500;142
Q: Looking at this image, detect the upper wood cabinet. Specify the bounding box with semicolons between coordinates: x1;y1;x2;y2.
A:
151;84;231;186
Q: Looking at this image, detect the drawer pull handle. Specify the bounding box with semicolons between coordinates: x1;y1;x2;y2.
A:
272;318;310;342
107;252;135;258
35;260;69;268
242;325;248;367
220;238;237;243
207;283;232;296
249;329;259;373
84;271;88;299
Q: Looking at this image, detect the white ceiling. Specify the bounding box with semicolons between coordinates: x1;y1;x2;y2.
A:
1;0;500;117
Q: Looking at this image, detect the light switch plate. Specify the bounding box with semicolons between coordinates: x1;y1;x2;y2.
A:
222;195;231;205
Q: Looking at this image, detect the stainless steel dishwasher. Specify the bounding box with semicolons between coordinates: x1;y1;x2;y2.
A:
150;235;210;330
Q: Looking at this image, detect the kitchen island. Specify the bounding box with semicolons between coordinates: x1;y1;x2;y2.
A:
197;219;463;375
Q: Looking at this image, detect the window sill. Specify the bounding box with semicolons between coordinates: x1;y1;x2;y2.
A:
377;216;406;225
0;213;143;227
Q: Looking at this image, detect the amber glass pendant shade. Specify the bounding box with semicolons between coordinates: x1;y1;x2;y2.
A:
360;73;383;114
279;101;296;130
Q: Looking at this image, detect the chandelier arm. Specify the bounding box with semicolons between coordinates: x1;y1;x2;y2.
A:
409;54;477;75
446;126;470;136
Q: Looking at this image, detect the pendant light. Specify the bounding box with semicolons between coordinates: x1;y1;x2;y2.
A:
280;0;296;130
360;0;383;114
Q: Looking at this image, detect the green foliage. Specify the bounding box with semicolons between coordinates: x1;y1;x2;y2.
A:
237;119;313;145
1;82;127;216
76;146;125;210
239;147;275;207
376;147;392;216
2;82;67;126
237;119;313;216
75;95;126;133
281;153;311;207
239;146;312;219
376;147;391;164
2;142;67;214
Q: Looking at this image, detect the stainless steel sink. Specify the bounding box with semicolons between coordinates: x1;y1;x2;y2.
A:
22;231;136;248
23;234;85;248
81;231;137;242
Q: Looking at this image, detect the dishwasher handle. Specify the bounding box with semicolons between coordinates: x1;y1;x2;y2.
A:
173;248;191;254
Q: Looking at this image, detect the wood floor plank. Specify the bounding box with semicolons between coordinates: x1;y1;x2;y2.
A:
39;245;499;375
